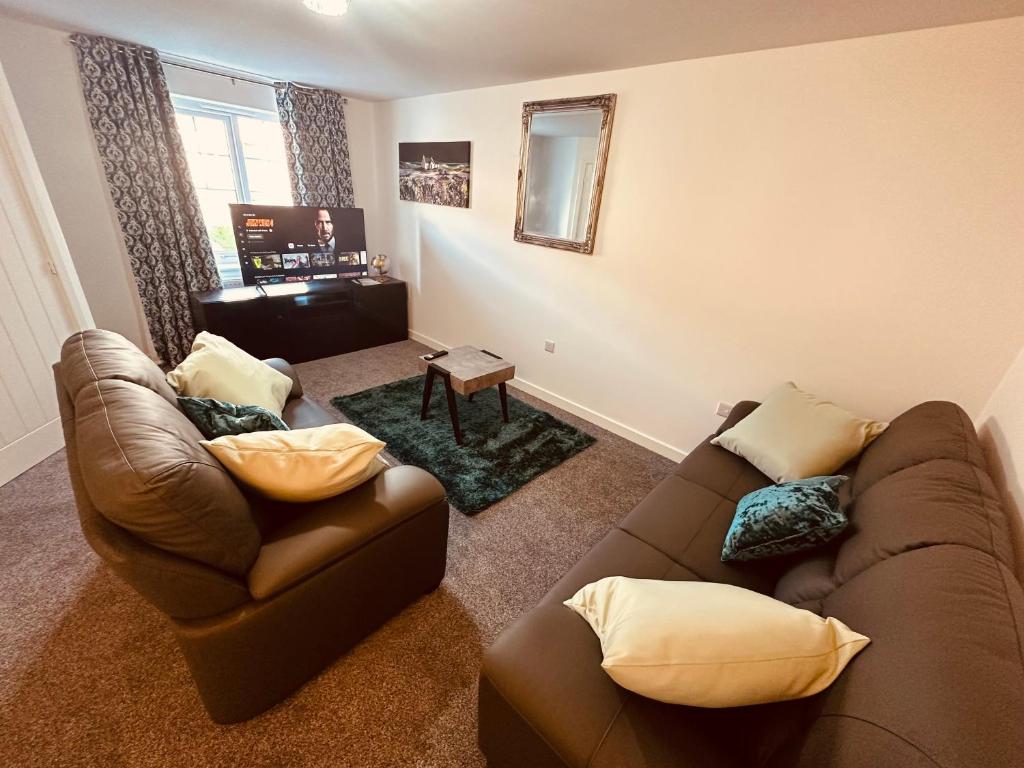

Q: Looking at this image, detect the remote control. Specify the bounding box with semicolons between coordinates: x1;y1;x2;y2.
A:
424;350;449;361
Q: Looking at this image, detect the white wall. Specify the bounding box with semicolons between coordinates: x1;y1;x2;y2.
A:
372;17;1024;459
0;12;380;355
0;15;149;351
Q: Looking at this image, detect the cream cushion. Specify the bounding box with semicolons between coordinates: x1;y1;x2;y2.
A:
564;577;869;708
711;382;887;483
202;424;387;502
166;332;292;417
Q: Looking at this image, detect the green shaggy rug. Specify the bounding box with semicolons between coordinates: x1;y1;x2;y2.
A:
331;376;596;514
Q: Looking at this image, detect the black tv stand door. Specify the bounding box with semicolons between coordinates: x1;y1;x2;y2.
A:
189;278;408;363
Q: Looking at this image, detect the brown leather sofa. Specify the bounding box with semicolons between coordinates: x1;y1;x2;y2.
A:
480;401;1024;767
54;329;449;723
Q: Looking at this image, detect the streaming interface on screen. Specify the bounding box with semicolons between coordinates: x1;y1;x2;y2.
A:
230;204;369;286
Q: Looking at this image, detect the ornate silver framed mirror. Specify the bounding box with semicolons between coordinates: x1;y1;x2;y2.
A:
513;94;616;254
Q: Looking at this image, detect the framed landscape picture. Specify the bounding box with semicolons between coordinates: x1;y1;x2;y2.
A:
398;141;471;208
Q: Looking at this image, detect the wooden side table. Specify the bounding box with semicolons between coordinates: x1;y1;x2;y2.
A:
418;346;516;445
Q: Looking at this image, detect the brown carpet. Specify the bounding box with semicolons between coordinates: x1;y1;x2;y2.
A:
0;340;675;767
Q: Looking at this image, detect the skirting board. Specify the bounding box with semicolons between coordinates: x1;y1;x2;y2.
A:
408;330;688;463
0;418;64;488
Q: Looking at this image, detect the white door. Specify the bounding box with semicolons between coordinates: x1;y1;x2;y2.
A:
0;60;93;487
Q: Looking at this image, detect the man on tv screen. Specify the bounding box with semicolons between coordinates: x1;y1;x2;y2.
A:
312;208;338;256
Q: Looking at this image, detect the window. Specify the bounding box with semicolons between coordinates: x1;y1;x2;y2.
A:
173;96;292;287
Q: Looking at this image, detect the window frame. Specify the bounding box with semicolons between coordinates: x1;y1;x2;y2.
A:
171;95;290;287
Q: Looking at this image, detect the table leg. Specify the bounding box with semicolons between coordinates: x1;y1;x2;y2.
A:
498;382;509;423
467;392;475;402
420;366;436;420
443;374;463;444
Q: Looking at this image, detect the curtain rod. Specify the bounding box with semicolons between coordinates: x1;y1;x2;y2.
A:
68;37;346;100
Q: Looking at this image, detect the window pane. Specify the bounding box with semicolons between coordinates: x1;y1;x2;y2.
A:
237;116;292;204
176;110;243;286
174;103;294;289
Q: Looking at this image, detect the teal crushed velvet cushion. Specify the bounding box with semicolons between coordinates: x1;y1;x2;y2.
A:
722;476;849;562
178;396;289;440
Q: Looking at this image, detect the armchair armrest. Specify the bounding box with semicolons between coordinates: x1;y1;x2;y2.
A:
262;358;303;399
247;465;446;599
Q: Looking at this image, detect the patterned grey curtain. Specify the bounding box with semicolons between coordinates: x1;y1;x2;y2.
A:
71;33;220;367
275;83;355;208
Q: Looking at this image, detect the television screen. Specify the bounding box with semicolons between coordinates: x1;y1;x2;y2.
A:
229;204;368;286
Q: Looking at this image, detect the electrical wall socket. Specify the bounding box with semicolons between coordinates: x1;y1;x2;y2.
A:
716;401;734;418
544;340;556;353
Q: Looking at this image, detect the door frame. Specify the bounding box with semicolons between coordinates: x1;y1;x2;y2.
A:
0;60;92;486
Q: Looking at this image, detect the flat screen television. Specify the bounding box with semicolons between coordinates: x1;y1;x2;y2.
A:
229;204;368;286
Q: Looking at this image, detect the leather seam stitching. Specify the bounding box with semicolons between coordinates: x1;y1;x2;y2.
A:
585;700;626;768
613;527;705;578
677;465;749;561
149;460;233;481
620;475;739;563
815;713;945;768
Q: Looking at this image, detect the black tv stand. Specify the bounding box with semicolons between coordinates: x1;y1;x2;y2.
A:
189;277;408;364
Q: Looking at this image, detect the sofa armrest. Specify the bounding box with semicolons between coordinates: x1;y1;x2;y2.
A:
247;465;446;599
480;600;626;768
715;399;759;435
262;357;303;399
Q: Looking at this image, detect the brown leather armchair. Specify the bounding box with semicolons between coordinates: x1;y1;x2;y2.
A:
54;329;449;723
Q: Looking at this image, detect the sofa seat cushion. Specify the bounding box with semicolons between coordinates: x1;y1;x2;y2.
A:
247;465;446;599
673;418;774;504
74;378;261;576
618;470;783;593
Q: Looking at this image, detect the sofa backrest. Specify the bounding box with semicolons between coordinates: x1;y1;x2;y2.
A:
766;402;1024;766
55;329;256;619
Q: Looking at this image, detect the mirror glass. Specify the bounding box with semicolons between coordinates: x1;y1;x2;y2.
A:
514;95;616;254
522;110;603;241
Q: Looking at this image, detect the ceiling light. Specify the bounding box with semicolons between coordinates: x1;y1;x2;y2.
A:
303;0;350;16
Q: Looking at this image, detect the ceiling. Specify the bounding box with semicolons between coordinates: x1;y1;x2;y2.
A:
2;0;1023;100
